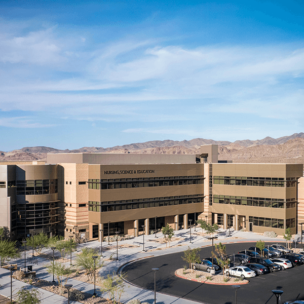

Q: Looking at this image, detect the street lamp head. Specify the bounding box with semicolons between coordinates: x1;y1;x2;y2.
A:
152;268;159;271
92;255;98;259
232;285;240;290
65;284;73;290
22;240;26;244
141;225;145;228
7;266;14;271
272;290;283;297
51;247;56;250
115;231;120;235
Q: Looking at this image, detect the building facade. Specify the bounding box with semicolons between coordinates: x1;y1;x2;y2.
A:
0;145;303;241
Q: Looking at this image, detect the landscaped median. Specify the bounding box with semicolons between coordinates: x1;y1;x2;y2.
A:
175;269;249;285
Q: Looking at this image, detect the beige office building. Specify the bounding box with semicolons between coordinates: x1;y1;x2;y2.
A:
0;145;303;241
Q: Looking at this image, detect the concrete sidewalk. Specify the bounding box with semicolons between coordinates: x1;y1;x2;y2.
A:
0;228;288;304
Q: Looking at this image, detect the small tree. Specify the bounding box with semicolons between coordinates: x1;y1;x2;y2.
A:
100;273;126;304
162;224;174;247
16;287;41;304
211;242;230;280
0;240;19;266
46;262;72;294
256;240;265;257
182;247;201;272
197;220;218;237
34;233;49;254
76;248;103;281
0;227;5;241
284;228;292;249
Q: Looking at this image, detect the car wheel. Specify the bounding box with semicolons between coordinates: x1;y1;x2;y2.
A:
241;274;245;279
207;267;211;273
193;265;196;270
225;271;230;276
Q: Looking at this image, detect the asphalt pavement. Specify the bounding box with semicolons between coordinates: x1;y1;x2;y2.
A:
123;242;304;304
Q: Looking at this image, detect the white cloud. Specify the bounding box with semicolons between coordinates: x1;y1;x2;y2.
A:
0;117;55;128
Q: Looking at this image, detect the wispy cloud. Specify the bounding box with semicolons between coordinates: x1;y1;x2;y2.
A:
0;117;55;128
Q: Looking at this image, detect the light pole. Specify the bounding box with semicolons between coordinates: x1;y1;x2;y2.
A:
189;219;192;243
152;268;159;304
108;222;110;245
115;231;119;261
205;215;208;224
65;284;73;304
134;227;137;238
92;256;98;296
7;265;13;303
208;236;218;269
300;223;304;246
51;247;56;283
272;290;283;304
232;285;240;304
32;230;35;258
142;225;145;251
194;213;197;231
155;217;157;238
22;240;27;270
100;229;103;256
69;236;73;266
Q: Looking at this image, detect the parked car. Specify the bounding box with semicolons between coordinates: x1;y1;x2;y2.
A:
267;246;282;256
270;258;293;270
248;247;274;258
204;258;232;269
284;301;304;304
271;244;293;254
192;260;220;272
231;253;250;264
247;257;281;272
262;248;276;258
245;263;269;275
280;254;304;266
239;250;260;257
225;266;256;279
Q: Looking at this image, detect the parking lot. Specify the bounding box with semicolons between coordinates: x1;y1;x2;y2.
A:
123;242;304;304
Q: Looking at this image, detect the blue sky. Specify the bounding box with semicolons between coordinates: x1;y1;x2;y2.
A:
1;0;304;150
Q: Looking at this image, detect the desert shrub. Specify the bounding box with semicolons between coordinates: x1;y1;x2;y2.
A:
127;300;141;304
13;270;25;280
206;276;213;281
70;289;85;301
224;277;230;282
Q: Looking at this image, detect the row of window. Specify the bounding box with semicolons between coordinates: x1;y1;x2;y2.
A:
88;195;203;212
16;179;58;195
213;195;296;208
88;176;204;190
213;176;297;187
249;216;295;228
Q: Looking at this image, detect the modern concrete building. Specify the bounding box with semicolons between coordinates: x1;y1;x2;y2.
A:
0;144;303;240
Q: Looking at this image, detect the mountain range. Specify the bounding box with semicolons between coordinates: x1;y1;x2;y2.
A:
1;132;304;163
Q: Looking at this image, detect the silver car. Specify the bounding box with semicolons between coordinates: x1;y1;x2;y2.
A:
271;244;292;254
192;260;220;272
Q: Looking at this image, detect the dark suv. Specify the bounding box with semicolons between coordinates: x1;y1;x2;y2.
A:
247;257;281;272
239;250;260;257
231;254;250;265
280;254;304;266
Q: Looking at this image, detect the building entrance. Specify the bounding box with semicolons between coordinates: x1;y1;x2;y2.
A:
104;222;124;236
149;217;165;233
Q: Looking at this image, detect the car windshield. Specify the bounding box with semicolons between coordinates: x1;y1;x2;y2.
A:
244;267;251;271
204;260;212;266
265;259;273;264
269;247;276;251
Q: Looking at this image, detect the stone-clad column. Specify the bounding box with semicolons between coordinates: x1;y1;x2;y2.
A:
235;215;239;231
183;214;188;229
224;214;227;230
99;223;104;241
145;218;149;235
174;215;179;230
134;220;139;237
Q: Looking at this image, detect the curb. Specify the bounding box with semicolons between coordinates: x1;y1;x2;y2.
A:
174;270;249;285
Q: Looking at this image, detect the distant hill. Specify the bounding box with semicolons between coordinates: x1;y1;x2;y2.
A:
1;132;304;163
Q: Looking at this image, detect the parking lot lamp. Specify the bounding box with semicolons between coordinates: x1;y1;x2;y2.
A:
7;265;14;303
189;219;192;243
142;225;145;251
65;284;73;304
108;222;110;245
299;223;304;246
92;256;98;296
22;240;27;270
115;231;119;260
155;217;157;238
232;285;240;304
51;247;56;283
208;236;218;269
152;268;159;304
272;290;283;304
69;236;73;266
100;229;103;256
205;215;208;224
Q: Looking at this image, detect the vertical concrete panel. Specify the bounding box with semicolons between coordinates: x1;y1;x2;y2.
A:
183;214;188;229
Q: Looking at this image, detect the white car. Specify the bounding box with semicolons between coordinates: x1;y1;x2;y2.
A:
225;266;256;279
271;258;293;269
